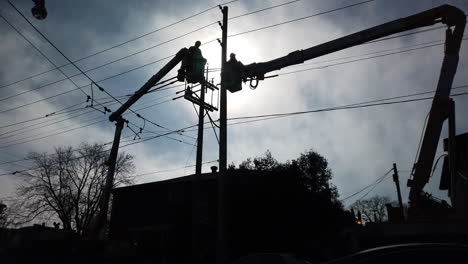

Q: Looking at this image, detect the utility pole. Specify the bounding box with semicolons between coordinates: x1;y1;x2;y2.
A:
219;7;228;173
392;163;405;221
93;117;125;238
218;6;228;264
192;67;208;263
195;71;207;175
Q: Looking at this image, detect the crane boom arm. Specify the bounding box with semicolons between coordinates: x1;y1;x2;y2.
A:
109;48;188;122
241;4;465;203
243;5;465;80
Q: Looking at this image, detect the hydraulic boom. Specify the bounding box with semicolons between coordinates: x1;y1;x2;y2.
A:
230;5;465;204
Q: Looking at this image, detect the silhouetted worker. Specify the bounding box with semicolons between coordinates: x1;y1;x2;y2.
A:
31;0;47;20
188;41;203;61
225;53;245;92
179;41;207;83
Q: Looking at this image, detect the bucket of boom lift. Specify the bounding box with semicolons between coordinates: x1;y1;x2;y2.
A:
225;62;243;93
177;53;206;84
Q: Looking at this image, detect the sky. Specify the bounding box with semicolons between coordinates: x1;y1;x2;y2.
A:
0;0;467;210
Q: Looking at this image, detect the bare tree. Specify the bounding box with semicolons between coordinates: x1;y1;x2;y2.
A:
350;195;390;223
0;202;8;228
13;143;135;235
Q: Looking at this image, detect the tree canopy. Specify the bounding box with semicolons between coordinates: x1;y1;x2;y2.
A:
236;149;340;204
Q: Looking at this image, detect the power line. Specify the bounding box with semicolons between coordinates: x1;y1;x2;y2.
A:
365;26;446;45
181;86;468;133
229;0;301;20
0;89;170;140
227;0;374;38
0;0;298;95
0;133;138;166
0;118;106;149
70;0;239;64
0;85;181;148
0;0;239;90
3;87;468;174
4;84;467;165
0;100;111;135
356;174;391;201
133;160;218;178
6;0;125;107
203;34;453;73
0;35;445;115
0;124;200;177
341;168;393;201
2;5;175;139
0;91;181;146
0;9;123;114
277;42;455;76
0;0;373;110
280;37;451;70
1;0;454;117
3;5;449;115
0;13;93;101
226;89;468;123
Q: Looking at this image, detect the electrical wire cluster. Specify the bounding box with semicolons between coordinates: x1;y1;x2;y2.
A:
0;0;466;192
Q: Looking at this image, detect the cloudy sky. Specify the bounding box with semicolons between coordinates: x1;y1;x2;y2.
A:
0;0;467;208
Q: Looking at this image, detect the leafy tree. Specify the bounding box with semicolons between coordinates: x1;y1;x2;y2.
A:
295;150;340;204
238;150;279;171
237;149;340;203
350;195;390;223
12;143;135;235
231;149;352;259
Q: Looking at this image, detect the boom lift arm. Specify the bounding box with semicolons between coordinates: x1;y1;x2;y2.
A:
231;5;465;203
109;48;189;122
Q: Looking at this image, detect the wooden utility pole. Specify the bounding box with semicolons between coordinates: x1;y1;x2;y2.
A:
218;6;228;264
93;117;125;238
392;163;405;221
192;68;208;263
195;77;207;175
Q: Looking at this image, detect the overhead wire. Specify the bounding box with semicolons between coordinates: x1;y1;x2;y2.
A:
0;13;90;100
131;159;219;178
1;4;113;112
226;89;468;123
3;86;468;175
227;0;375;38
1;0;454;118
0;1;464;170
341;168;393;201
0;124;199;177
0;87;181;146
0;0;299;97
5;1;184;141
0;0;240;90
277;42;463;76
1;33;452;116
5;83;467;165
0;91;184;147
356;173;392;201
0;0;374;114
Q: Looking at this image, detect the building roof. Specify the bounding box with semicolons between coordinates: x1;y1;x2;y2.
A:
112;172;218;193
